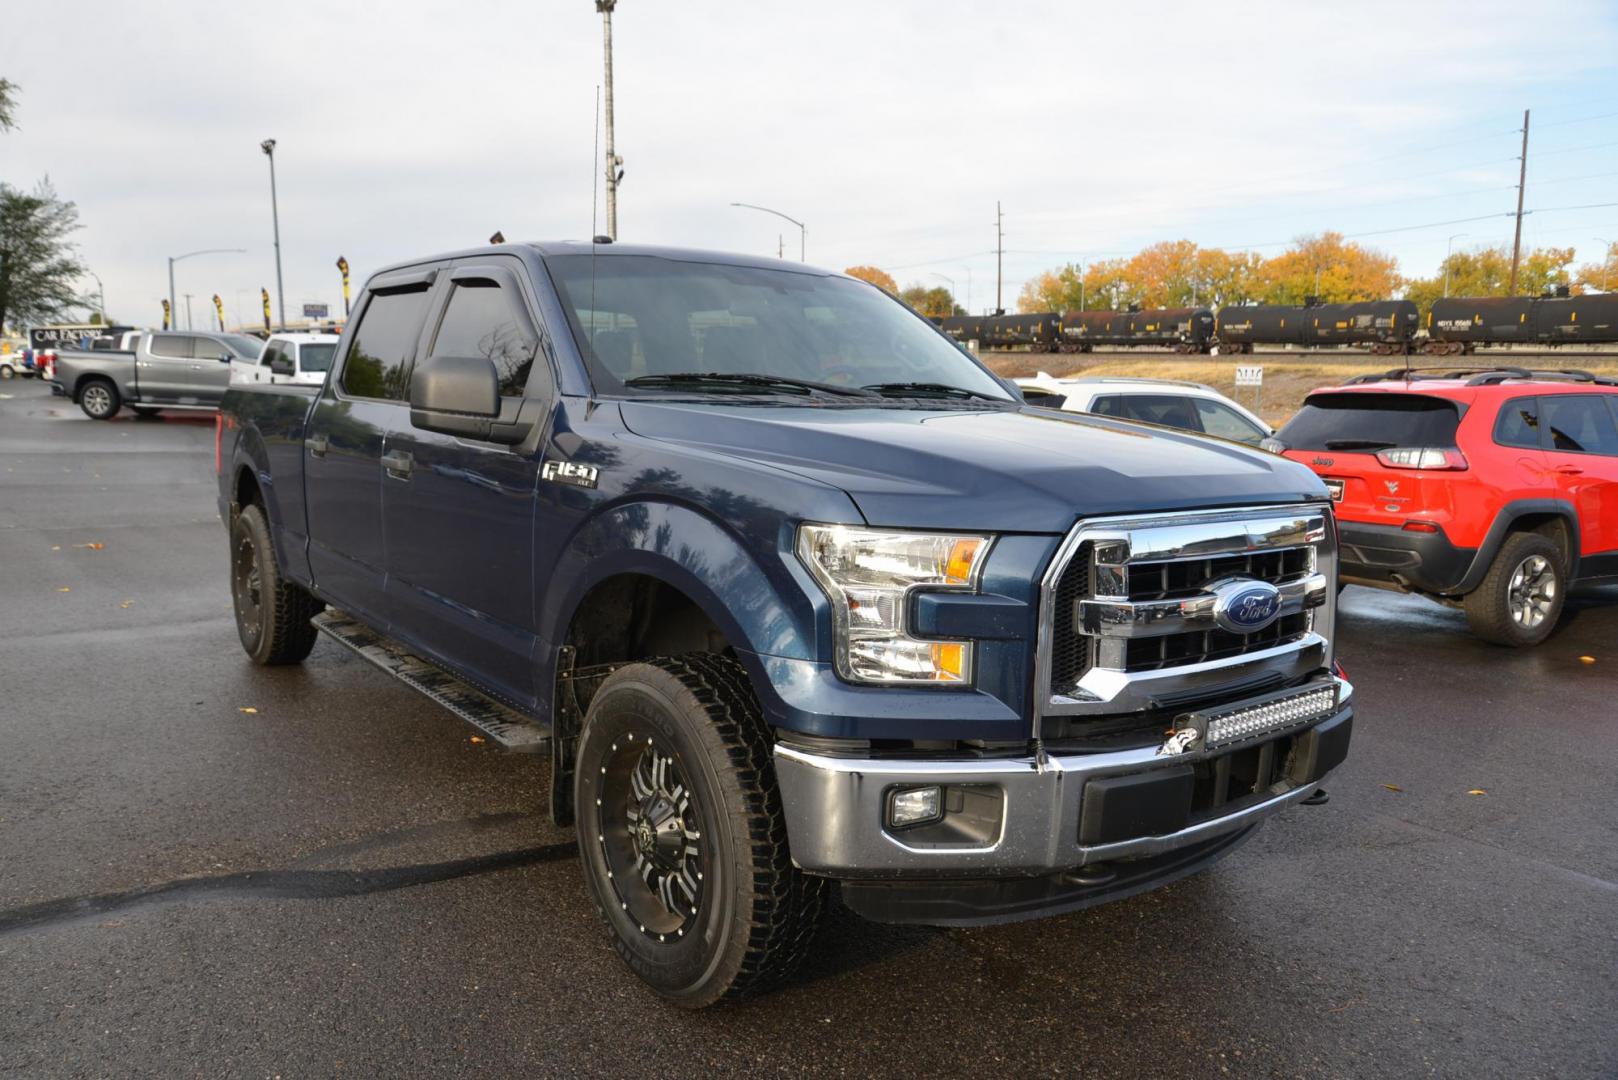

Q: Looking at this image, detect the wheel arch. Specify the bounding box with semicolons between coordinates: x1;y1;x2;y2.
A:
1458;499;1581;593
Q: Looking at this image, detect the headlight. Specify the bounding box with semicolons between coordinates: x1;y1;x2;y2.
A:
797;524;990;685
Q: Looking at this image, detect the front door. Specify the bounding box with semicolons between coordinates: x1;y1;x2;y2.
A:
137;333;195;402
381;259;550;706
186;336;237;403
304;272;438;626
1538;392;1618;574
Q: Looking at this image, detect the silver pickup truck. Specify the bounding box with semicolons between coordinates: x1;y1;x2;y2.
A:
50;330;264;419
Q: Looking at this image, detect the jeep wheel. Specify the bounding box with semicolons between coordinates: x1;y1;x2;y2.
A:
575;655;826;1007
1464;532;1565;646
230;503;322;664
79;379;120;420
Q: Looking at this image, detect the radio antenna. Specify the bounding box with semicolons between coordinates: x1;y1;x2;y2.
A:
589;84;601;350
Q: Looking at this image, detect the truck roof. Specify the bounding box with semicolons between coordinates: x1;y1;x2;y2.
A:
366;241;839;282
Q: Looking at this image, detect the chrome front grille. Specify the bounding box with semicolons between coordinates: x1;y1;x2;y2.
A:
1035;505;1337;734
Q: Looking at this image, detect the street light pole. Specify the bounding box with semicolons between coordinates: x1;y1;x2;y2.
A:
168;248;246;333
84;270;106;323
729;203;805;261
596;1;621;240
1443;232;1469;298
261;138;286;331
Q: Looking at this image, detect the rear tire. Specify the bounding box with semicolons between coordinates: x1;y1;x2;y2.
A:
1463;532;1565;647
79;378;120;420
0;364;14;379
575;654;826;1007
230;503;322;664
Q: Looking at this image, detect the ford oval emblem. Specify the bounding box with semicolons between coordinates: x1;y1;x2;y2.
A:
1211;578;1283;634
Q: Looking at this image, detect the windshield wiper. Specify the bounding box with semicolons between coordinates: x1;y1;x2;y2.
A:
1323;438;1397;450
861;381;1001;401
624;372;877;398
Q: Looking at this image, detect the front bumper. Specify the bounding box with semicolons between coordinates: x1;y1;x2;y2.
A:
1338;520;1474;595
774;678;1351;889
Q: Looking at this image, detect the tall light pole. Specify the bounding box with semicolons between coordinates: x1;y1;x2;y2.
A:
84;269;106;323
1597;238;1613;292
730;203;804;261
597;1;622;240
1508;109;1530;296
1443;233;1469;298
169;248;246;332
931;272;955;317
261;138;286;330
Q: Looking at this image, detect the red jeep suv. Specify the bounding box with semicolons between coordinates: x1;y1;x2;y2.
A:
1272;367;1618;645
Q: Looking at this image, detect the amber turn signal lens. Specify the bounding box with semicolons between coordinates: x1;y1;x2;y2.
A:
945;538;983;586
930;642;968;682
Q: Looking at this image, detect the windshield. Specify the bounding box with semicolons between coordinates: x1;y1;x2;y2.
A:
218;334;265;359
545;254;1012;401
1277;392;1462;451
298;342;336;372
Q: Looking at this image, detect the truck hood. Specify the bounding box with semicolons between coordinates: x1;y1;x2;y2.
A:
618;402;1327;532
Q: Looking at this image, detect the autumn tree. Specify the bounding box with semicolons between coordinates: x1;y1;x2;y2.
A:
900;284;960;318
1573;241;1617;295
1404;244;1578;314
0;178;87;334
1254;232;1400;305
844;264;898;293
1016;265;1084;313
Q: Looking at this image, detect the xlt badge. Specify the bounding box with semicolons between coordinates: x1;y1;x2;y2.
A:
542;460;599;489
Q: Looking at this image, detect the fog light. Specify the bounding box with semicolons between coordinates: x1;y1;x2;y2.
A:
887;785;943;829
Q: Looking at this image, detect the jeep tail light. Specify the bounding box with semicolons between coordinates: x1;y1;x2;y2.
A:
1374;447;1467;470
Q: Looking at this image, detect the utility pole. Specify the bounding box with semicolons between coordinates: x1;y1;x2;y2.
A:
261;139;286;330
1508;109;1530;296
183;293;194;331
994;201;1004;314
597;1;621;240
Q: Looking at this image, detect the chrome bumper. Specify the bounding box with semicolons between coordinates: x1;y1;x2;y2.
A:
775;677;1351;879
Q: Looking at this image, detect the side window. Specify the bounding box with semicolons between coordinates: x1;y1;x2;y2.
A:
1089;395;1124;417
1120;394;1201;430
1194;399;1267;444
1494;396;1541;449
259;343;282;368
150;334;190;358
341;288;431;401
430;280;538;396
1541;394;1618;455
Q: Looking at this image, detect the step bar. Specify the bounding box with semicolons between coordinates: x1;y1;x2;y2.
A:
311;610;551;752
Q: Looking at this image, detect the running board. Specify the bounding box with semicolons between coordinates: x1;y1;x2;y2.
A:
311;610;551;753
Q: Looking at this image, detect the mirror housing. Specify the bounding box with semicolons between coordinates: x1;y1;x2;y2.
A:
218;353;233;364
269;356;294;376
409;355;505;439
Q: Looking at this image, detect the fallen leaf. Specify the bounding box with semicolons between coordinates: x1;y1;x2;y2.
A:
56;587;71;593
238;707;258;715
1579;655;1595;665
119;600;133;609
468;735;486;745
1467;789;1487;796
1382;783;1404;793
51;545;61;551
74;542;105;551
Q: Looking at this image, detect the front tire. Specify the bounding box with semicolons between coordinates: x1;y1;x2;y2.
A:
79;379;120;420
1463;532;1565;646
575;655;826;1007
230;503;322;664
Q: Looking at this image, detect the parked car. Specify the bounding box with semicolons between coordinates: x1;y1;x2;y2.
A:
50;330;263;419
1270;367;1618;645
219;241;1353;1006
231;332;340;387
1014;373;1273;446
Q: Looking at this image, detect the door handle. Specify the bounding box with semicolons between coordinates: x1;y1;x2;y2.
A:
381;449;413;479
306;434;329;458
1554;465;1584;476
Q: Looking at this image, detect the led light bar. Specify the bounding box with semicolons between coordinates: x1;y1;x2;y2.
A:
1203;686;1338;749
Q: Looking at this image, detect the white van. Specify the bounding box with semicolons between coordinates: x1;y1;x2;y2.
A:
231;332;339;387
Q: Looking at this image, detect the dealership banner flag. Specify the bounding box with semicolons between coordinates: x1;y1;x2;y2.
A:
337;255;351;316
261;288;271;332
212;294;225;331
161;299;171;331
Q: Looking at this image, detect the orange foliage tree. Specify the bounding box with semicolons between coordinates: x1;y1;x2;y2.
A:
844;265;898;293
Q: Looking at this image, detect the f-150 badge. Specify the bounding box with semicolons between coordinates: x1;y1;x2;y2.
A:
542;460;600;489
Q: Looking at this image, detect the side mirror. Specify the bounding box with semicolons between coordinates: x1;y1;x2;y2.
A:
410;355;501;438
218;353;233;364
269;356;294;376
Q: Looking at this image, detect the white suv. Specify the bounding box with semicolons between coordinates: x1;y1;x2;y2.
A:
231;332;340;388
1013;373;1273;446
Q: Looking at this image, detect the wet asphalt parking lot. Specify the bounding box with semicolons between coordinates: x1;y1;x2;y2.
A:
1;378;1615;1078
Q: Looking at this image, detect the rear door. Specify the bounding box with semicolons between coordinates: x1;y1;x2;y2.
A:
1091;392;1203;434
381;259;550;705
1277;391;1467;524
137;334;195;401
1538;392;1618;572
304;267;439;626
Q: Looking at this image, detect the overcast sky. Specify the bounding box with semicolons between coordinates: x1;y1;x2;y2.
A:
4;0;1617;328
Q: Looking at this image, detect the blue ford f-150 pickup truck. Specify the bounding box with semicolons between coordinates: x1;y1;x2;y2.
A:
217;241;1353;1007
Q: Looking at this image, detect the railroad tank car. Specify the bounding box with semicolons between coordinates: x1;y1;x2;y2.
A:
1302;300;1418;354
1534;293;1618;345
1426;294;1618;353
1059;308;1214;352
1214;305;1306;352
936;315;983;344
968;313;1063;351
